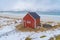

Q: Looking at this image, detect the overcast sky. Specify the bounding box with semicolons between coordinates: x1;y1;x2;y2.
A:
0;0;60;11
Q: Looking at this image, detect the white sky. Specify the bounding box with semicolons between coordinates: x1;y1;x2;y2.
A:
0;0;60;11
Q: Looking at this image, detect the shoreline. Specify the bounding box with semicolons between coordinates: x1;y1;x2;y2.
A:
0;13;60;22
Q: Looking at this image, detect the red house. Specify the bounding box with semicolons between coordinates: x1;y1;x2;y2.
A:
23;12;40;28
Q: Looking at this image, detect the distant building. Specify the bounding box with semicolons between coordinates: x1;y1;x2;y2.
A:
23;12;40;28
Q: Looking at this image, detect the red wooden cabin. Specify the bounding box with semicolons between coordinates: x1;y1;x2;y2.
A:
23;12;40;28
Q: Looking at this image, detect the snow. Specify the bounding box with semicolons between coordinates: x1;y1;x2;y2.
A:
0;17;21;35
0;16;60;40
1;27;60;40
0;26;14;35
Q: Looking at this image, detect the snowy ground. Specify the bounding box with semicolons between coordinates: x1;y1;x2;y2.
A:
0;17;60;40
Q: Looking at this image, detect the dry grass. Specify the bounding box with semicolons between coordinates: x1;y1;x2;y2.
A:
49;37;54;40
0;16;22;20
49;35;60;40
0;16;21;28
47;21;54;24
16;24;53;32
40;35;46;38
16;23;60;32
25;37;31;40
55;35;60;40
16;21;60;32
52;24;60;30
47;22;60;30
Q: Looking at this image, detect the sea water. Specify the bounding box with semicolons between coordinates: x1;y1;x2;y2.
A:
0;11;60;22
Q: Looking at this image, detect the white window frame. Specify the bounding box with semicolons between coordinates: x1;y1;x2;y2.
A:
27;20;31;24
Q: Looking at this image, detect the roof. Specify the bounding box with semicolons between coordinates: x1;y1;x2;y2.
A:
28;12;40;19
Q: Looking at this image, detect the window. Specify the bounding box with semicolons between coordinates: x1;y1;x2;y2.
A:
27;20;31;23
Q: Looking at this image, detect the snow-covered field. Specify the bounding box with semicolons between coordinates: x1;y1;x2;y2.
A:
0;14;60;40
